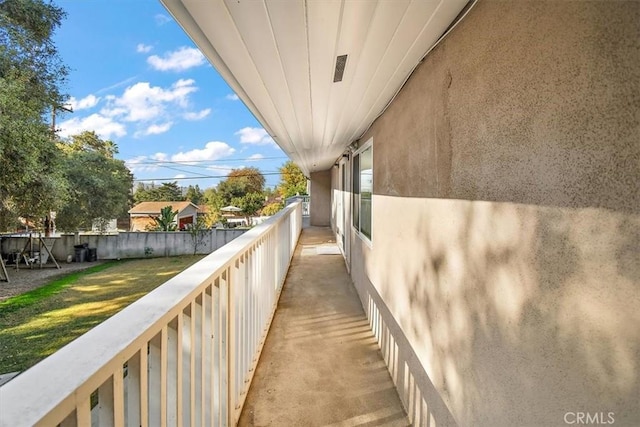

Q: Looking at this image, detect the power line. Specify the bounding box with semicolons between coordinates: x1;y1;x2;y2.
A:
157;164;215;177
126;156;289;166
133;171;283;182
141;162;280;174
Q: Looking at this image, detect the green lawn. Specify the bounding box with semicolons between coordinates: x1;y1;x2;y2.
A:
0;255;204;373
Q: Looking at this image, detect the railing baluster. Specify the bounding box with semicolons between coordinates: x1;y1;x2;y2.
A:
114;365;125;426
212;278;221;427
198;293;205;427
181;306;192;427
219;270;229;427
205;287;213;427
176;314;184;427
244;250;251;382
77;397;91;427
190;301;197;427
140;342;149;427
253;243;259;361
228;264;236;426
160;326;168;427
195;296;204;427
167;320;179;427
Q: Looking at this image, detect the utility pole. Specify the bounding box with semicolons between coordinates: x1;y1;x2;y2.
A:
45;103;72;237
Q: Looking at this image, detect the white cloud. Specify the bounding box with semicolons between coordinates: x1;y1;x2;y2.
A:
174;174;187;179
147;47;205;72
151;152;169;162
126;142;236;174
235;127;276;146
155;14;171;25
172;141;236;163
247;154;264;161
58;114;126;139
184;108;211;121
136;43;153;53
125;155;151;172
103;79;198;123
67;94;100;111
66;79;208;140
144;122;173;135
226;94;239;101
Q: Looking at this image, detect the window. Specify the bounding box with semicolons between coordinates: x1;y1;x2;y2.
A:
352;139;372;242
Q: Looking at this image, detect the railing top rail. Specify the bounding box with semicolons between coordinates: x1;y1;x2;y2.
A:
285;195;309;204
0;201;302;426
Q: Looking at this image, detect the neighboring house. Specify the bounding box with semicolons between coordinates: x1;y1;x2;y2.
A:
161;1;639;426
128;201;198;231
195;204;209;221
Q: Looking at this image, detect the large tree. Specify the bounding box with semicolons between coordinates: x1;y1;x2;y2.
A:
184;184;203;205
277;161;307;198
228;167;265;194
232;192;265;225
134;181;183;204
65;130;117;158
0;0;68;228
201;187;223;226
55;134;133;232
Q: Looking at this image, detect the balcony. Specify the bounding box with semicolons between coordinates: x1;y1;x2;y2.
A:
0;202;407;426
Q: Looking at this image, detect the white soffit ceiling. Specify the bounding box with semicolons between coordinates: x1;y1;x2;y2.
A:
161;0;468;174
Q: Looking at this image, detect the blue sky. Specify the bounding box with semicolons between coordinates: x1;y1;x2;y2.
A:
53;0;288;190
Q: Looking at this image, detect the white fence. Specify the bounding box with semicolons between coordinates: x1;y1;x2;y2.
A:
0;202;302;427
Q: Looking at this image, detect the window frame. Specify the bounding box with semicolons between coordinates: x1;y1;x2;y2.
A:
351;138;373;247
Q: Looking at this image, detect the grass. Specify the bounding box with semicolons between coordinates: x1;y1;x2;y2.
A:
0;255;204;374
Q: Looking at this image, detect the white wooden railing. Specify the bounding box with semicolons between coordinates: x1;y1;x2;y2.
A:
0;202;302;427
285;195;309;216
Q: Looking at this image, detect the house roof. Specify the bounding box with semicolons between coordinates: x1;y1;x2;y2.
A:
196;205;210;214
128;201;197;215
160;0;467;174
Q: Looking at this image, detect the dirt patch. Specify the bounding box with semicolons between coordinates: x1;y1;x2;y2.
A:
0;261;107;302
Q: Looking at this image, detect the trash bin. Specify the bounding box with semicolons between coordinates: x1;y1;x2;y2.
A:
88;248;97;262
74;244;88;263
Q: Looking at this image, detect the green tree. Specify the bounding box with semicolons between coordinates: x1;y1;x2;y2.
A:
202;187;223;226
277;161;307;198
64;130;117;158
134;182;183;203
217;178;247;207
149;206;178;231
232;192;265;225
217;167;265;206
227;167;265;194
186;217;208;254
184;184;203;205
0;0;68;228
55;139;133;231
262;202;283;216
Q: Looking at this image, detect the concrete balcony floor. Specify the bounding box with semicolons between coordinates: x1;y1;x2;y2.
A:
239;227;409;426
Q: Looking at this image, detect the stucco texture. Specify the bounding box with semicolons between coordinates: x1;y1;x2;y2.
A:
310;170;332;226
350;1;640;426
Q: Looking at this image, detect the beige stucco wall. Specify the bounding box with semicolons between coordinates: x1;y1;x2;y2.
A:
310;170;332;226
341;1;640;426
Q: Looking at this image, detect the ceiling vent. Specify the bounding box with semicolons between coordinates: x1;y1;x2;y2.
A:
333;55;348;83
